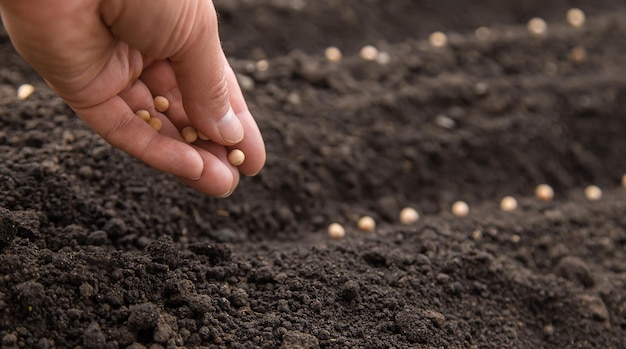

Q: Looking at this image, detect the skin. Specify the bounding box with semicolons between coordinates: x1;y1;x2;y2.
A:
0;0;266;197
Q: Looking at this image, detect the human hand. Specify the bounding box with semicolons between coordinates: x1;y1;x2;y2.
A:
0;0;265;197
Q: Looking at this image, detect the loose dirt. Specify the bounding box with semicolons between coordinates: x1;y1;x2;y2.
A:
1;1;625;348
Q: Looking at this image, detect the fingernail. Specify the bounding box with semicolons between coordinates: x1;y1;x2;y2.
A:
217;188;235;198
218;108;244;144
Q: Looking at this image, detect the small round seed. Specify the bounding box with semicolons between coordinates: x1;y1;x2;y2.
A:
511;234;521;243
451;201;469;217
500;196;518;212
566;8;586;28
328;223;346;240
375;52;391;65
569;46;587;64
228;149;245;167
357;216;376;233
256;59;269;72
535;184;554;202
428;31;447;48
325;46;342;63
181;126;199;143
399;207;419;225
154;96;170;113
17;84;35;100
148;118;162;132
198;131;210;141
472;229;483;241
622;174;626;188
359;45;378;61
474;26;491;41
135;109;151;122
527;17;547;37
584;185;602;201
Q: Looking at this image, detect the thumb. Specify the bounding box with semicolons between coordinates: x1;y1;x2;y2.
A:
101;0;243;145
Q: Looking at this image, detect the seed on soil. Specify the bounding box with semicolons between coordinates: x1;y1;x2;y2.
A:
472;229;483;241
500;196;518;212
584;185;602;201
511;234;521;243
328;223;346;239
451;201;469;217
622;174;626;187
527;17;547;37
198;131;210;141
148;118;162;132
474;26;491;40
325;47;343;62
154;96;170;113
399;207;419;225
429;31;447;47
566;8;586;28
375;52;391;65
569;46;588;64
256;59;269;72
228;149;245;166
535;184;554;201
135;109;151;122
17;84;35;100
359;45;379;61
181;126;199;143
357;216;376;232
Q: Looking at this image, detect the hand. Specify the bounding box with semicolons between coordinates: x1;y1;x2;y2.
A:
0;0;266;197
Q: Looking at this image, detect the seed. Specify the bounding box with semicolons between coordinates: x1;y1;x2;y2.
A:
359;45;378;61
181;126;199;143
535;184;554;202
474;26;491;41
472;229;483;241
328;223;346;240
399;207;419;225
451;201;469;217
375;52;391;65
17;84;35;100
622;174;626;187
148;118;162;132
511;234;521;243
566;8;586;28
154;96;170;113
256;59;269;72
198;131;210;141
569;46;587;64
357;216;376;233
228;149;245;167
428;31;447;48
527;17;547;37
325;46;343;62
500;196;518;212
135;109;151;121
584;185;602;201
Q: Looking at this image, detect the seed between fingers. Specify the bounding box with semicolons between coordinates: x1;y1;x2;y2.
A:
148;118;162;132
154;96;170;113
181;126;199;143
228;149;245;167
135;109;151;121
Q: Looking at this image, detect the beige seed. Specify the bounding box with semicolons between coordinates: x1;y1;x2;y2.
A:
566;8;586;28
622;174;626;187
328;223;346;240
181;126;199;143
428;31;447;48
228;149;245;167
154;96;170;113
375;52;391;65
527;17;547;37
584;185;602;201
135;109;151;122
474;26;491;41
256;59;269;72
500;196;518;212
569;46;587;64
535;184;554;202
359;45;379;61
451;201;469;217
17;84;35;100
357;216;376;233
148;118;162;132
198;131;210;141
399;207;419;225
472;229;483;241
511;234;521;243
324;46;343;63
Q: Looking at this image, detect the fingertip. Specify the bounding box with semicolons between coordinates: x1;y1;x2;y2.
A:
217;107;244;144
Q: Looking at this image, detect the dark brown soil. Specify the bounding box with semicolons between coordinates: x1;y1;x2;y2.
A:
1;1;626;348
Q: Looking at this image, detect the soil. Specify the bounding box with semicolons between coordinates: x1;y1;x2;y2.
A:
1;1;626;348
